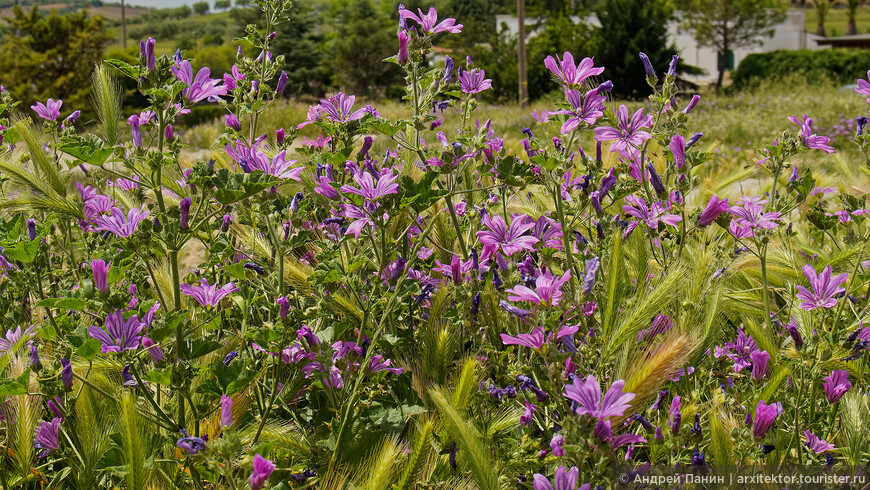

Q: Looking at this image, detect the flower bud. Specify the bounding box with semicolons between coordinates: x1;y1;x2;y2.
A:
443;55;454;82
397;30;410;64
686;132;703;149
225;113;241;131
277;296;290;319
179;197;192;231
164;124;174;140
27;219;37;240
221;214;232;232
639;52;655;78
60;359;72;389
667;55;678;78
684;95;700;115
276;128;285;145
276;71;288;94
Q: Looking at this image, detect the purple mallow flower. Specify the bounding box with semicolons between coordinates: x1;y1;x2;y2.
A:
544;52;603;87
804;430;836;454
795;264;848;311
458;67;492;94
532;466;584;490
551;87;606;134
171;60;228;103
340;170;399;201
398;6;462;34
94;205;150;238
789;114;835;154
33;417;61;458
563;374;634;419
31;98;62;121
594;105;653;160
622;195;681;229
698;195;729;227
180;279;239;307
753;400;780;438
505;270;571;306
250;454;276;490
476;213;538;257
822;369;851;403
88;310;144;353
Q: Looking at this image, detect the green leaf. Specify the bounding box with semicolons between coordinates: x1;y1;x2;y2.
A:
227;369;257;395
187;339;223;360
211;169;282;205
59;135;113;166
2;239;40;263
77;338;102;361
222;262;247;281
142;366;173;386
104;59;142;80
37;297;87;311
0;370;30;396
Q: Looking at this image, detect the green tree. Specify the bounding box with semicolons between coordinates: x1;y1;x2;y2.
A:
596;0;675;99
193;1;210;15
846;0;864;35
329;0;402;97
675;0;787;88
0;6;112;117
813;0;834;37
215;0;232;8
233;0;330;97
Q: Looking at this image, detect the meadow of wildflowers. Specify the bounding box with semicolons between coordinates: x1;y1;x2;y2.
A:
2;0;870;488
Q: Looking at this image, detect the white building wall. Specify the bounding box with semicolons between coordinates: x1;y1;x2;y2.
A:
495;10;826;84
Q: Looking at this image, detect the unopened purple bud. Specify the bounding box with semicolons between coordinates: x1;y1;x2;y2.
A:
397;30;410;64
164;124;174;140
358;136;373;159
443;55;454;82
174;49;183;64
522;127;533;139
686;132;703;149
143;37;156;71
60;359;72;389
639;52;655;78
48;397;64;419
787;318;803;348
64;110;81;126
492;269;503;289
276;71;288;94
858;116;868;136
596;140;602;162
291;192;303;213
221;214;232;232
277;296;290;319
223;351;238;365
179;197;192;231
789;165;799;183
647;163;665;194
237;45;243;57
667;55;678;78
598;80;613;92
655;426;663;441
684;95;700;115
27;219;37;240
225;113;241;131
92;259;110;293
30;343;40;366
127;115;142;147
276;128;286;145
153;217;161;231
553;137;563;151
268;31;277;41
142;337;164;363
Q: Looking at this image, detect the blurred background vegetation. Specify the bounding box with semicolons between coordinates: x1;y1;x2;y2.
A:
0;0;870;166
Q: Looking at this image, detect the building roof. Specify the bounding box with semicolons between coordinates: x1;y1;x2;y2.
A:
816;34;870;48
